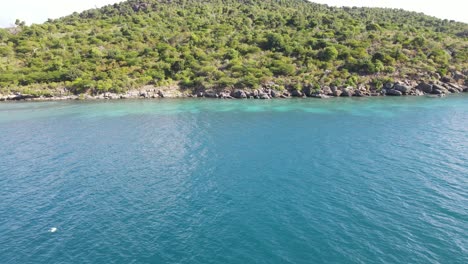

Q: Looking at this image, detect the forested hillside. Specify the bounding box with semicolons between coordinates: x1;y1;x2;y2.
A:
0;0;467;97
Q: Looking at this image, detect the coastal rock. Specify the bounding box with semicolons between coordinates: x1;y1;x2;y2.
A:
6;93;36;100
386;89;403;96
232;90;247;99
103;92;119;99
219;91;233;99
341;87;354;97
441;76;452;83
414;89;424;96
302;86;315;97
157;87;183;98
416;82;433;93
259;93;270;99
291;90;303;97
453;71;465;82
125;90;140;98
353;90;368;97
447;83;464;92
204;90;218;98
321;86;333;95
250;90;259;98
333;90;342;97
432;84;449;94
448;87;459;93
394;83;412;94
270;90;279;98
384;83;394;90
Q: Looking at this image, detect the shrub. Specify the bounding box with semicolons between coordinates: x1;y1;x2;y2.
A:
318;46;338;62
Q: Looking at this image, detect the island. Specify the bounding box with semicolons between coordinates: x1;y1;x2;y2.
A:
0;0;467;101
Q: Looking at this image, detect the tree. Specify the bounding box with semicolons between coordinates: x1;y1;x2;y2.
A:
264;33;286;52
318;46;338;62
14;19;26;27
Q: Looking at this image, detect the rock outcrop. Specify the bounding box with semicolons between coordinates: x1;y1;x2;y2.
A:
394;83;412;94
2;76;467;102
386;89;403;96
341;87;354;97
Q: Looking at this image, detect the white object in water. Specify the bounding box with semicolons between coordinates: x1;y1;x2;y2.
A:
49;227;58;233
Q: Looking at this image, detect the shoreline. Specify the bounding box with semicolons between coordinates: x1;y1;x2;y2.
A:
1;81;467;102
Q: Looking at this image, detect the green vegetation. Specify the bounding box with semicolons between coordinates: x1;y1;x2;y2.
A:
0;0;467;94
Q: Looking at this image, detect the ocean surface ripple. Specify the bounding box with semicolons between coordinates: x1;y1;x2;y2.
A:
0;96;467;263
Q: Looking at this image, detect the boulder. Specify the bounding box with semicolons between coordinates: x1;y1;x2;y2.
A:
157;90;166;98
453;71;465;82
333;90;342;97
447;83;463;92
432;84;449;94
219;91;233;99
232;90;247;99
383;82;394;90
448;87;459;93
104;92;119;99
270;90;279;98
321;86;333;95
386;89;403;96
353;90;368;97
416;83;433;94
282;91;291;97
125;90;139;98
414;89;424;96
394;83;413;94
341;87;354;97
204;90;218;98
259;93;270;99
441;76;452;83
291;90;303;97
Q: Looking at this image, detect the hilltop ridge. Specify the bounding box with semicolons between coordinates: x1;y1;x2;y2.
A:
0;0;467;100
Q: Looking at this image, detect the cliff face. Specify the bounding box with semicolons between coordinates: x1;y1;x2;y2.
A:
0;0;467;97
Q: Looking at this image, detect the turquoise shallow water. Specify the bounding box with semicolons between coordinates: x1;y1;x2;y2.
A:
0;96;467;263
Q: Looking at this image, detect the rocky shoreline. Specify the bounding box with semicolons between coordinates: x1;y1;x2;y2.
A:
1;80;467;102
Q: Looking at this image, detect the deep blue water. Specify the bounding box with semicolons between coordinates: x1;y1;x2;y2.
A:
0;96;467;264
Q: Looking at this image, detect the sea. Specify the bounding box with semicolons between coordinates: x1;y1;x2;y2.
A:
0;95;467;263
